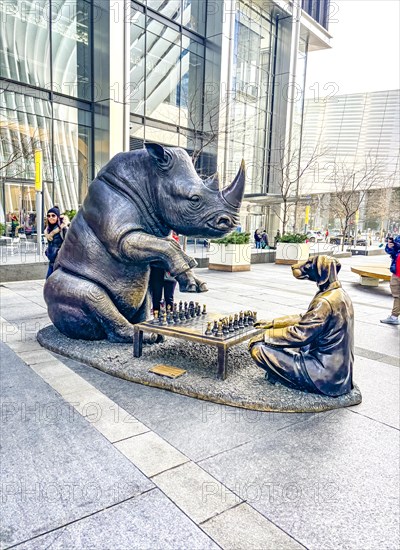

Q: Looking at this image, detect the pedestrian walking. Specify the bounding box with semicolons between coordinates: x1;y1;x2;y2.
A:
380;235;400;325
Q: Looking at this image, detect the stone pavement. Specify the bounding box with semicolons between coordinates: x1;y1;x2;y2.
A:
0;255;399;550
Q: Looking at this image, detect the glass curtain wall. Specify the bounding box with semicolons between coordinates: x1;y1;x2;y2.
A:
225;1;275;195
130;1;211;174
0;0;92;231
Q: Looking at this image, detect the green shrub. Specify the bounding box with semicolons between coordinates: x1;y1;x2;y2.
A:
279;233;308;243
212;231;250;245
0;222;5;236
63;209;77;220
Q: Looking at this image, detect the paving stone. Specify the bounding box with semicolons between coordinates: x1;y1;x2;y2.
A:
115;431;189;477
56;354;314;461
0;343;153;549
199;409;400;550
153;461;240;524
6;340;46;353
29;362;151;442
17;348;56;365
202;503;305;549
13;490;218;550
351;356;400;428
35;367;95;396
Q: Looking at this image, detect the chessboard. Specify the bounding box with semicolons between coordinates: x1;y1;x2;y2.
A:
133;301;263;380
145;300;258;341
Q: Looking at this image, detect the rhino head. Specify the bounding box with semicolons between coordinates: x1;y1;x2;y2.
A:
145;143;245;238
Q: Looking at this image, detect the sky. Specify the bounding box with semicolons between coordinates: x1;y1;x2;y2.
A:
305;0;400;98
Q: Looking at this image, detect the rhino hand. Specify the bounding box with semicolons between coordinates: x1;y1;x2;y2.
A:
176;270;208;293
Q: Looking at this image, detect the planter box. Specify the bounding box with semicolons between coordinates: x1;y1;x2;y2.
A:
208;243;251;272
275;243;310;265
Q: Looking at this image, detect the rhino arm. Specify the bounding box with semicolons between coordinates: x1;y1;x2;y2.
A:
120;231;197;276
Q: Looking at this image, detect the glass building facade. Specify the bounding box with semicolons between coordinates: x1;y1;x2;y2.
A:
1;0;331;236
0;0;93;234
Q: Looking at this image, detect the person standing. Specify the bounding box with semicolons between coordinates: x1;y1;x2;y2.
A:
274;229;281;248
261;230;269;249
11;215;19;237
254;229;262;249
44;207;68;279
380;235;400;325
149;231;180;312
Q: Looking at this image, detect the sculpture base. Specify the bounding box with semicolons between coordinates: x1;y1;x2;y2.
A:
37;325;362;413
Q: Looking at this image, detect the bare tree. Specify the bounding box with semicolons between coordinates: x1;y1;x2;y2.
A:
269;139;328;235
365;182;400;238
329;155;388;249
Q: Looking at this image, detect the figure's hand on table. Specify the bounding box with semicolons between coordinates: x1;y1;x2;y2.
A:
253;319;273;329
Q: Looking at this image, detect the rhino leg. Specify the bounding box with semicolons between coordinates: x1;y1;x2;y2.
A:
44;269;138;343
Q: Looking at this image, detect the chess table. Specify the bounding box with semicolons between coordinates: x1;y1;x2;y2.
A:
133;313;263;380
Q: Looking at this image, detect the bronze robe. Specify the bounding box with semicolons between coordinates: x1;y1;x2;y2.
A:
250;281;354;396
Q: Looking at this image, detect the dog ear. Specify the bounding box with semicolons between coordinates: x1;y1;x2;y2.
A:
316;255;339;285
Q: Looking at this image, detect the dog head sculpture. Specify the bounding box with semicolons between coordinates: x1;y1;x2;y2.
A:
291;255;341;288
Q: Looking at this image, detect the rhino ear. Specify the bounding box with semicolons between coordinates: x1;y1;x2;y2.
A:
145;143;173;169
145;143;167;162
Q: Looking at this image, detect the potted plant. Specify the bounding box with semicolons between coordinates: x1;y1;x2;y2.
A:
208;231;251;272
275;233;310;265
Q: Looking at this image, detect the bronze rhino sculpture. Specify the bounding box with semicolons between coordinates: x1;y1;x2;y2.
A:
44;144;245;342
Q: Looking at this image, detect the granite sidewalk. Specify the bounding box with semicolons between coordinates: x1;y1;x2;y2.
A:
1;255;399;550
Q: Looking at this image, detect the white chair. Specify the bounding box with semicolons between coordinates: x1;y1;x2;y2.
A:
19;234;36;252
0;237;19;255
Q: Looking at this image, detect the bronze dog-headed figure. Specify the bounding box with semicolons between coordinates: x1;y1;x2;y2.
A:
249;255;354;396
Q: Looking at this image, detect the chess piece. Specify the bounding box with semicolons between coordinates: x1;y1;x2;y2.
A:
238;311;244;329
161;312;167;326
205;321;212;336
228;316;234;333
222;322;229;336
233;313;239;331
216;321;223;337
202;304;207;315
212;320;218;335
153;310;159;324
244;314;249;327
179;300;183;312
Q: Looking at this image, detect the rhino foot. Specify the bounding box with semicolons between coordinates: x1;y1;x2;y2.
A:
176;270;208;293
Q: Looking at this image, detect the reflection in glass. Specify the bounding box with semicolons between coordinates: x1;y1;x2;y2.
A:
147;0;182;24
0;0;51;87
52;0;91;99
225;7;273;194
130;9;146;115
182;0;206;35
0;92;90;219
145;32;181;121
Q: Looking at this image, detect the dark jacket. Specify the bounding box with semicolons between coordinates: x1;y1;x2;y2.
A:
263;281;354;396
45;223;67;263
385;236;400;274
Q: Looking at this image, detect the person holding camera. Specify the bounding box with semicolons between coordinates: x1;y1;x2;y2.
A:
381;235;400;325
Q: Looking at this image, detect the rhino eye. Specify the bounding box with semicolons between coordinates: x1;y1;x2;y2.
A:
190;195;201;205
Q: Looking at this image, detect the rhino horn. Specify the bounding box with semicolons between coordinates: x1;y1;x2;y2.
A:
204;173;220;191
221;160;245;209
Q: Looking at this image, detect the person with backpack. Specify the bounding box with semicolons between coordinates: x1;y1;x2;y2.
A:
44;206;68;279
